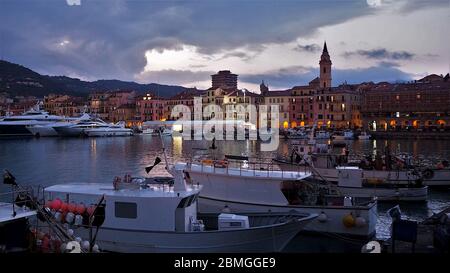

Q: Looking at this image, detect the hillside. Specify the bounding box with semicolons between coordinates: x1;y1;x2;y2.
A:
0;60;189;98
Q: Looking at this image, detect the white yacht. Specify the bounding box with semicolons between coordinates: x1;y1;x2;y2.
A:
142;128;157;135
26;114;92;137
315;130;331;140
178;157;378;239
358;131;371;140
84;121;133;137
332;130;354;141
0;106;68;137
53;119;129;137
43;165;316;253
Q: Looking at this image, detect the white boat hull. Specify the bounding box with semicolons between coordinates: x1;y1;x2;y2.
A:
85;129;133;137
71;215;314;253
358;135;371;140
26;126;58;137
277;162;450;187
198;197;377;239
336;186;428;201
183;163;377;238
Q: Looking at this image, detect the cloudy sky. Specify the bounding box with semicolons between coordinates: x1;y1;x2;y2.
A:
1;0;449;91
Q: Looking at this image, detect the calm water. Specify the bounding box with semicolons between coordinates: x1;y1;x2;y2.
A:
1;136;449;245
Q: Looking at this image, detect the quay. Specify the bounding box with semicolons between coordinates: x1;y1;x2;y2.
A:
371;131;450;140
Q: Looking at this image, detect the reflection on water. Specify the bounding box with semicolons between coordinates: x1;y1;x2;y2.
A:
0;136;449;240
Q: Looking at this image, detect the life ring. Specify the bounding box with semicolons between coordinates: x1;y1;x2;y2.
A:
422;168;434;179
201;159;214;165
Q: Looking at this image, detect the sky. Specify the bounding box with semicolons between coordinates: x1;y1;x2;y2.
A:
0;0;449;92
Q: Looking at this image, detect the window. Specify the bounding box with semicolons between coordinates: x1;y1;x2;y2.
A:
323;67;326;73
115;202;137;219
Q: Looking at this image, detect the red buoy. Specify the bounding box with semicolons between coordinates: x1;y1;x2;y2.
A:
60;202;68;212
68;202;77;213
76;203;86;215
53;199;62;211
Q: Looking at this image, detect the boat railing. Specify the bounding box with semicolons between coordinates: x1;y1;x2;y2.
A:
0;187;36;211
186;156;312;179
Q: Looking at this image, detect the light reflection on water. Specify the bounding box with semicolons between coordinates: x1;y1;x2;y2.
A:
0;136;449;241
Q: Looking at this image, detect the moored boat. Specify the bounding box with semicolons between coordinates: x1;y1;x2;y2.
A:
43;165;316;253
274;138;450;187
178;157;377;239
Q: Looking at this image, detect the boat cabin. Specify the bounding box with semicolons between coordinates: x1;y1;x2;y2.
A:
337;166;364;188
44;168;202;233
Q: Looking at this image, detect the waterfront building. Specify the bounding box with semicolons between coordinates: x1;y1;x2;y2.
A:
287;42;362;129
260;82;291;129
106;90;136;121
110;104;136;126
136;93;166;122
165;88;205;120
361;75;450;131
43;94;87;116
89;92;111;120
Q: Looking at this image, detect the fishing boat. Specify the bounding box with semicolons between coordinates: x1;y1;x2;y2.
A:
274;138;450;187
0;184;37;252
334;166;428;201
43;164;316;253
178;156;378;239
332;130;354;141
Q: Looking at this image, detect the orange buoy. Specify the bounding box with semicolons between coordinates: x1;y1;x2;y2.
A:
343;213;356;228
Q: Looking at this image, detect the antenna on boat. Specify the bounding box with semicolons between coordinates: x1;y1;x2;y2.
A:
159;130;171;172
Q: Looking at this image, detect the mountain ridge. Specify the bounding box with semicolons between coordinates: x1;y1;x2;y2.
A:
0;60;192;98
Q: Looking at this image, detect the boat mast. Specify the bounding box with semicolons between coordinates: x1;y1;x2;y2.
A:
159;130;171;172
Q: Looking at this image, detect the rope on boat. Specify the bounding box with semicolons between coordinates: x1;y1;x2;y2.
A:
15;185;87;253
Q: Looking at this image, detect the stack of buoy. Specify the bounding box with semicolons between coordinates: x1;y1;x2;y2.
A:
45;199;96;227
30;228;63;253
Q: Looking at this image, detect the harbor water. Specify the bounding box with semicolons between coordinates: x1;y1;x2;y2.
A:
1;136;449;251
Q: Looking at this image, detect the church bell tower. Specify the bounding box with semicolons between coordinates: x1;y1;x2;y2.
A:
319;41;332;89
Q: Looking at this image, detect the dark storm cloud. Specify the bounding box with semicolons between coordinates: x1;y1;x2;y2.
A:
137;69;214;86
240;62;413;89
0;0;372;80
293;43;322;53
343;48;415;60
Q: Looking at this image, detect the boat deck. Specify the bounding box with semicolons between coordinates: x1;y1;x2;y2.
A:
184;162;311;180
45;183;201;198
0;202;36;223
